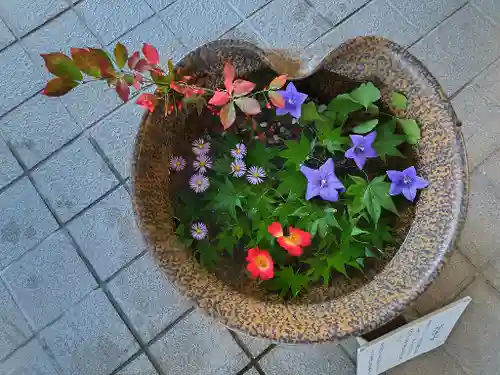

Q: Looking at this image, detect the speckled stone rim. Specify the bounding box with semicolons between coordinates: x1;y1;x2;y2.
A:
132;37;469;343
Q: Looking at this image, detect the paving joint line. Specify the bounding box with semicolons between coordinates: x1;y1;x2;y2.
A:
145;307;195;347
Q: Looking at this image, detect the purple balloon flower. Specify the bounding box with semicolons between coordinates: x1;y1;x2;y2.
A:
300;158;345;202
345;131;377;170
275;82;308;119
387;166;429;202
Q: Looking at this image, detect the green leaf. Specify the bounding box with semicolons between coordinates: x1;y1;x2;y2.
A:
212;179;243;220
350;82;381;108
212;157;231;174
70;48;101;77
168;59;175;81
315;119;348;153
351;227;369;236
279;135;310;169
276;170;307;197
217;232;237;255
41;52;83;81
114;43;128;69
327;93;363;115
398;118;421;145
300;102;321;123
373;120;406;160
305;257;331;286
246;141;278;171
391;92;408;110
267;267;309;297
362;176;398;225
352;119;379;134
42;77;78;97
197;242;218;270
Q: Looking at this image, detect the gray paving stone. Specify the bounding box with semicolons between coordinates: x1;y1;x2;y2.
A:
0;339;60;375
149;311;249;375
458;170;500;268
452;83;500;169
474;58;500;104
2;230;96;330
143;0;174;12
67;187;146;280
90;102;143;179
21;9;100;77
0;95;84;168
0;43;46;116
32;137;118;222
62;83;123;130
0;177;58;270
117;354;158;375
236;332;270;357
111;16;184;66
0;0;68;37
0;281;32;360
108;253;191;342
249;0;330;51
0;137;22;189
414;250;476;315
387;347;467;374
40;289;139;375
478;148;500;189
307;0;420;58
388;0;466;33
483;259;500;292
228;0;270;17
76;0;154;45
409;4;500;96
259;343;355;375
473;0;500;25
446;278;500;374
160;0;241;49
245;368;260;375
221;21;267;48
0;18;15;50
339;337;358;363
308;0;369;25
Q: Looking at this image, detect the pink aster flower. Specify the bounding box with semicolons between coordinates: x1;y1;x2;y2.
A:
193;154;212;174
231;143;247;159
192;138;210;155
191;222;208;240
230;159;246;177
246;166;266;185
169;156;186;171
189;174;210;193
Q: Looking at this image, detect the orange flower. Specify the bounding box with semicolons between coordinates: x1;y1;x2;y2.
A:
267;222;311;257
246;247;274;280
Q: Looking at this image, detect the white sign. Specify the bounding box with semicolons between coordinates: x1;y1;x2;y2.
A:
356;296;471;375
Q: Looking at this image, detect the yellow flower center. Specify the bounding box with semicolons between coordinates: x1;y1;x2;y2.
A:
175;162;181;166
254;255;269;269
196;180;202;186
199;161;205;167
195;228;202;234
236;149;241;154
234;165;240;171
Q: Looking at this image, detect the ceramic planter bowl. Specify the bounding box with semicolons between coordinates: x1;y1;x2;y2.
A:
131;37;468;343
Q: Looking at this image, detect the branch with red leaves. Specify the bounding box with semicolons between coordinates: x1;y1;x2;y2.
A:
40;42;287;129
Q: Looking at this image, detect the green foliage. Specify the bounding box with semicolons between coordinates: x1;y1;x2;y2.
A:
362;176;398;224
398;118;421;145
267;267;309;297
315;119;348;153
211;179;244;220
41;52;83;81
352;119;378;134
349;82;381;108
373;119;406;160
279;135;311;169
391;92;408;110
300;102;321;123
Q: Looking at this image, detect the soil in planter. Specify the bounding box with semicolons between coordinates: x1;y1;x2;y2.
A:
168;67;418;302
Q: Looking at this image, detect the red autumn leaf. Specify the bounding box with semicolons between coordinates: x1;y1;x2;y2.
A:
142;43;160;65
269;91;285;108
42;77;78;97
220;102;236;129
133;72;143;90
128;51;140;69
135;59;152;72
223;62;235;94
41;52;83;81
232;79;256;96
115;79;130;102
234;97;261;115
70;48;101;77
269;74;288;90
136;93;157;112
208;91;230;106
114;43;128;69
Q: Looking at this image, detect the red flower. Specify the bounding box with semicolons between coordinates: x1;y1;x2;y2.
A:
267;222;311;257
136;93;157;112
246;247;274;280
